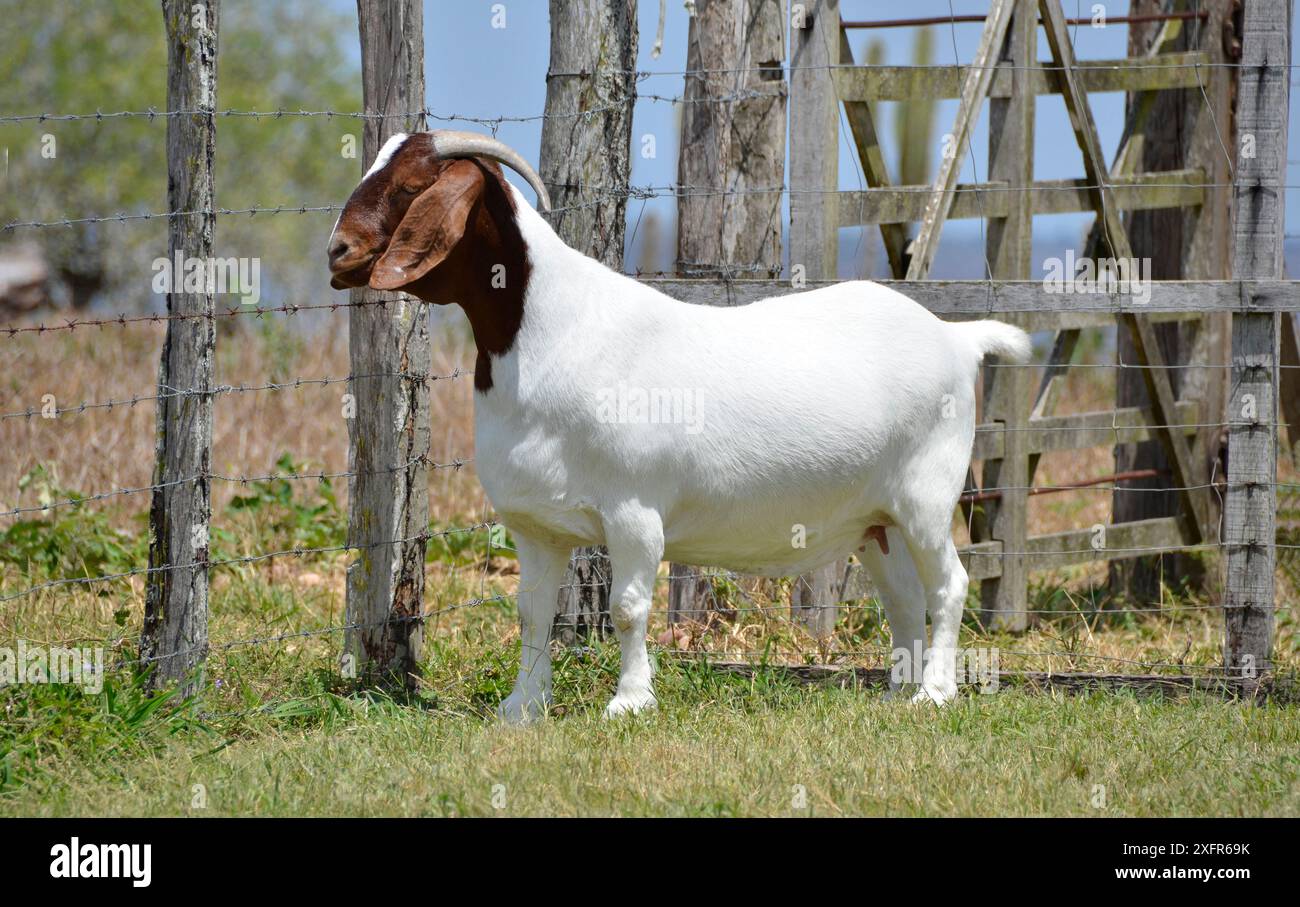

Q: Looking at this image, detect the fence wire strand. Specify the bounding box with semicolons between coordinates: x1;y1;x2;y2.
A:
3;15;1295;694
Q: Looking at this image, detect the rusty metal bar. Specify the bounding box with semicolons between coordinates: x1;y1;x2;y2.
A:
842;11;1208;30
960;468;1166;504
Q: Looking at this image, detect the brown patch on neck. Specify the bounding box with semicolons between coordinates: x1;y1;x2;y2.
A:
403;160;531;393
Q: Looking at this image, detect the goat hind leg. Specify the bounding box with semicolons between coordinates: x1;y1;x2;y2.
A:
602;506;664;718
902;534;969;706
857;528;927;699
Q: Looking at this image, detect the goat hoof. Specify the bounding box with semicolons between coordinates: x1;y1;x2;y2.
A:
603;689;657;719
496;691;549;724
910;683;957;706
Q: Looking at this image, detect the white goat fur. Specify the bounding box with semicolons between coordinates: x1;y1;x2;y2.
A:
477;182;1030;720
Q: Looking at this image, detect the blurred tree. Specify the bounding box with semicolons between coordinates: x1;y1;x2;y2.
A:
892;27;936;193
0;0;361;309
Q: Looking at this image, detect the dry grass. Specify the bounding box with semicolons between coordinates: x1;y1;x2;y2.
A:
2;320;1296;676
0;315;487;524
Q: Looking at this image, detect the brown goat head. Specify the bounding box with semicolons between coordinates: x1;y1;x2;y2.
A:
326;131;550;297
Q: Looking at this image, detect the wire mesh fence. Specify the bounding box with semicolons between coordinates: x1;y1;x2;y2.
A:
1;2;1296;715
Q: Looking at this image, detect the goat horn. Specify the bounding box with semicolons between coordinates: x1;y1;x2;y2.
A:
428;130;552;212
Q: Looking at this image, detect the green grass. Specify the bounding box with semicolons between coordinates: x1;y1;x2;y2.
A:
2;637;1299;817
2;487;1298;817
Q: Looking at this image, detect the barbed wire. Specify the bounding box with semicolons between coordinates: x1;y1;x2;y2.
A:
564;562;1285;618
23;584;1281;684
1;204;342;232
1;528;1280;609
0;521;496;604
2;467;1276;527
0;297;439;336
6;178;1296;233
10;50;1290;127
112;592;512;671
671;649;1267;680
0;370;473;421
0;455;473;520
0;59;1275;128
6;290;1299;338
0;363;475;421
0;87;783;128
982;361;1300;370
2;26;1294;692
21;529;1286;681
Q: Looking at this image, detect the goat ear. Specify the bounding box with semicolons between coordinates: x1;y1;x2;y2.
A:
369;159;484;291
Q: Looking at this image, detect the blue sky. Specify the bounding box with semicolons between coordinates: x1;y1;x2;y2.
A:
325;0;1300;278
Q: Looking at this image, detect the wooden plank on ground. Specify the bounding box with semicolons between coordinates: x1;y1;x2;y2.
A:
670;656;1287;701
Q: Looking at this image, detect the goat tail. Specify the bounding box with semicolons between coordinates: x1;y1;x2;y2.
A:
959;319;1032;364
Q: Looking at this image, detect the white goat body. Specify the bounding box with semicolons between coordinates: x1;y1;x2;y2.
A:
325;135;1031;719
479;187;1029;717
482;189;1026;575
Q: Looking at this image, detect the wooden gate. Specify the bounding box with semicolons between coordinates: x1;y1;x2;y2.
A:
651;0;1289;680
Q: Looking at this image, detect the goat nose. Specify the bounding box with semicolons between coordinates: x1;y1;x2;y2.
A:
328;238;350;266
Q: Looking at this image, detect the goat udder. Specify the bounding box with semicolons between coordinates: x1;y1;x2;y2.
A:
858;524;890;555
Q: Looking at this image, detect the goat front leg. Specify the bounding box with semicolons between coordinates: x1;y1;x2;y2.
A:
602;505;664;718
497;535;571;724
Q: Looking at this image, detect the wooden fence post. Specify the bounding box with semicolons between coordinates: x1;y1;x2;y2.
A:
1225;0;1289;682
141;0;219;693
978;0;1035;631
788;0;840;637
669;0;786;625
344;0;430;688
540;0;638;645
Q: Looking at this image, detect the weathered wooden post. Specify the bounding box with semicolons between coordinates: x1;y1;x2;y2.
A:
978;0;1035;631
539;0;638;645
344;0;430;688
141;0;219;693
669;0;786;625
1225;0;1289;684
787;0;841;638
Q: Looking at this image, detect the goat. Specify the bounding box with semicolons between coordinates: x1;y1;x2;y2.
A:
327;131;1031;721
